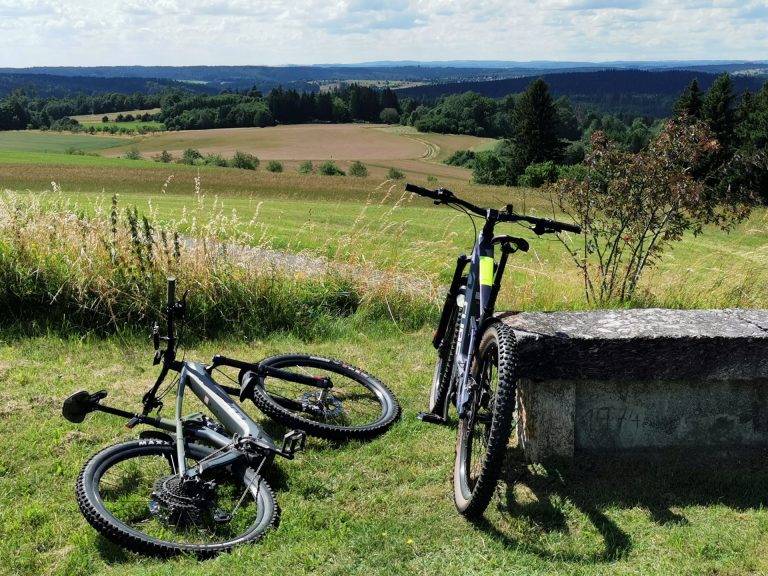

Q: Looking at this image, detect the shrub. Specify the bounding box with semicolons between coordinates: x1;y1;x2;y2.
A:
550;120;752;304
155;150;173;163
180;148;203;165
387;167;405;180
517;161;558;188
297;160;314;174
444;149;476;168
124;147;143;161
379;108;400;124
266;160;284;173
319;161;345;176
230;150;259;170
204;154;228;167
348;161;368;178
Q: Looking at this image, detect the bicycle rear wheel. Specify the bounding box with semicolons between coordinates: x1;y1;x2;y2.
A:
250;354;400;441
428;284;465;419
76;439;278;557
454;321;518;518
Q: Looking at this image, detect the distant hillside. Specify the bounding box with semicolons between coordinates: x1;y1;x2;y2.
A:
0;65;531;96
0;73;216;98
396;69;768;118
2;63;766;118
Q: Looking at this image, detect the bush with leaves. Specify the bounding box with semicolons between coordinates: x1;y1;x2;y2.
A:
387;167;405;180
348;161;368;177
230;150;259;170
266;160;284;173
319;160;345;176
548;117;751;304
124;147;142;161
297;160;314;174
180;148;203;165
518;161;558;188
204;153;228;167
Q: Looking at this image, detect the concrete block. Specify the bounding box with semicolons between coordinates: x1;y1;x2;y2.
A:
500;309;768;460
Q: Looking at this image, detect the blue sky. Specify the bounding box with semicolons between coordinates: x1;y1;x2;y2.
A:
1;0;767;67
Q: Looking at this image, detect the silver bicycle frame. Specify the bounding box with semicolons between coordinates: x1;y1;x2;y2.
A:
173;361;277;477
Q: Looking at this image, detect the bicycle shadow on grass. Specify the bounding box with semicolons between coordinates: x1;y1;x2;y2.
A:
475;447;768;564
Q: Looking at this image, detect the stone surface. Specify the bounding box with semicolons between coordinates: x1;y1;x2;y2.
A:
500;309;768;381
498;309;768;460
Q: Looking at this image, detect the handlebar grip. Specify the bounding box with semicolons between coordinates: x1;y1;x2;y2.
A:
167;276;176;307
531;218;582;235
405;183;437;198
558;222;582;234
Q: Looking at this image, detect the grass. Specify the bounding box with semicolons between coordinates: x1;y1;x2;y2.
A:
0;131;130;153
2;126;768;574
2;330;768;576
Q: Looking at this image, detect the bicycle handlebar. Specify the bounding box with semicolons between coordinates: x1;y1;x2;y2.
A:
404;183;581;235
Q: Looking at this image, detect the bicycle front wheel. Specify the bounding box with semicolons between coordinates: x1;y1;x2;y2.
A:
250;354;400;441
76;439;278;557
454;321;518;518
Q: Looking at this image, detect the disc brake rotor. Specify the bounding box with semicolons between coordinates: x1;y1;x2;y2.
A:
300;391;343;418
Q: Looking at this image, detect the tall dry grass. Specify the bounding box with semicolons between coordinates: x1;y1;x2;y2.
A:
0;180;433;338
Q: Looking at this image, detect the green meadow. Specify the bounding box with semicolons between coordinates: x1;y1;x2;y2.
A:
1;127;768;575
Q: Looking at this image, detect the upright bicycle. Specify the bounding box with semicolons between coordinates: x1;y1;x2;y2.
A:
406;183;580;518
62;277;399;557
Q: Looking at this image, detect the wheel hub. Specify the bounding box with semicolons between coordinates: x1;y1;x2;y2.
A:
300;391;343;418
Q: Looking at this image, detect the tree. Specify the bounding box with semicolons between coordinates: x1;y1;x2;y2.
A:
674;78;703;119
734;82;768;203
509;78;563;167
379;107;400;124
549;118;751;304
702;74;737;152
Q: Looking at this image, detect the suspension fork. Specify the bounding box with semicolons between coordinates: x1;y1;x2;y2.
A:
433;254;470;349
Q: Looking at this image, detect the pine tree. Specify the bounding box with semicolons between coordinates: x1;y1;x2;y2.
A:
674;78;703;119
702;74;737;152
510;78;563;165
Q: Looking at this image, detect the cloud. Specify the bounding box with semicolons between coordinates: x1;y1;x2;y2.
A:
547;0;648;10
0;0;766;66
0;0;59;18
318;1;425;34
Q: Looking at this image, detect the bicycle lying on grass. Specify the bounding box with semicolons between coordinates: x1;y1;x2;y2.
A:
62;277;399;557
406;183;580;518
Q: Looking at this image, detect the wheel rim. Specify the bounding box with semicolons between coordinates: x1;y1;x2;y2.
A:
261;360;386;428
93;446;266;548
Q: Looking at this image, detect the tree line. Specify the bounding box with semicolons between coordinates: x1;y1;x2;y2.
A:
0;84;403;132
413;75;767;203
0;91;164;130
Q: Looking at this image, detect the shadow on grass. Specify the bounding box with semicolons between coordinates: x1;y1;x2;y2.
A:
475;447;768;564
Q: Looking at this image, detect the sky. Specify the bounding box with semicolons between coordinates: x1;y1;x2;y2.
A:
1;0;767;68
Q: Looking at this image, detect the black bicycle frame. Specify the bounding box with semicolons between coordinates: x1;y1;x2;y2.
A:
452;216;513;417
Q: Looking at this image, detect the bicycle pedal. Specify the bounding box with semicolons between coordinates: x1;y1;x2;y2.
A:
417;412;447;425
280;429;307;458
